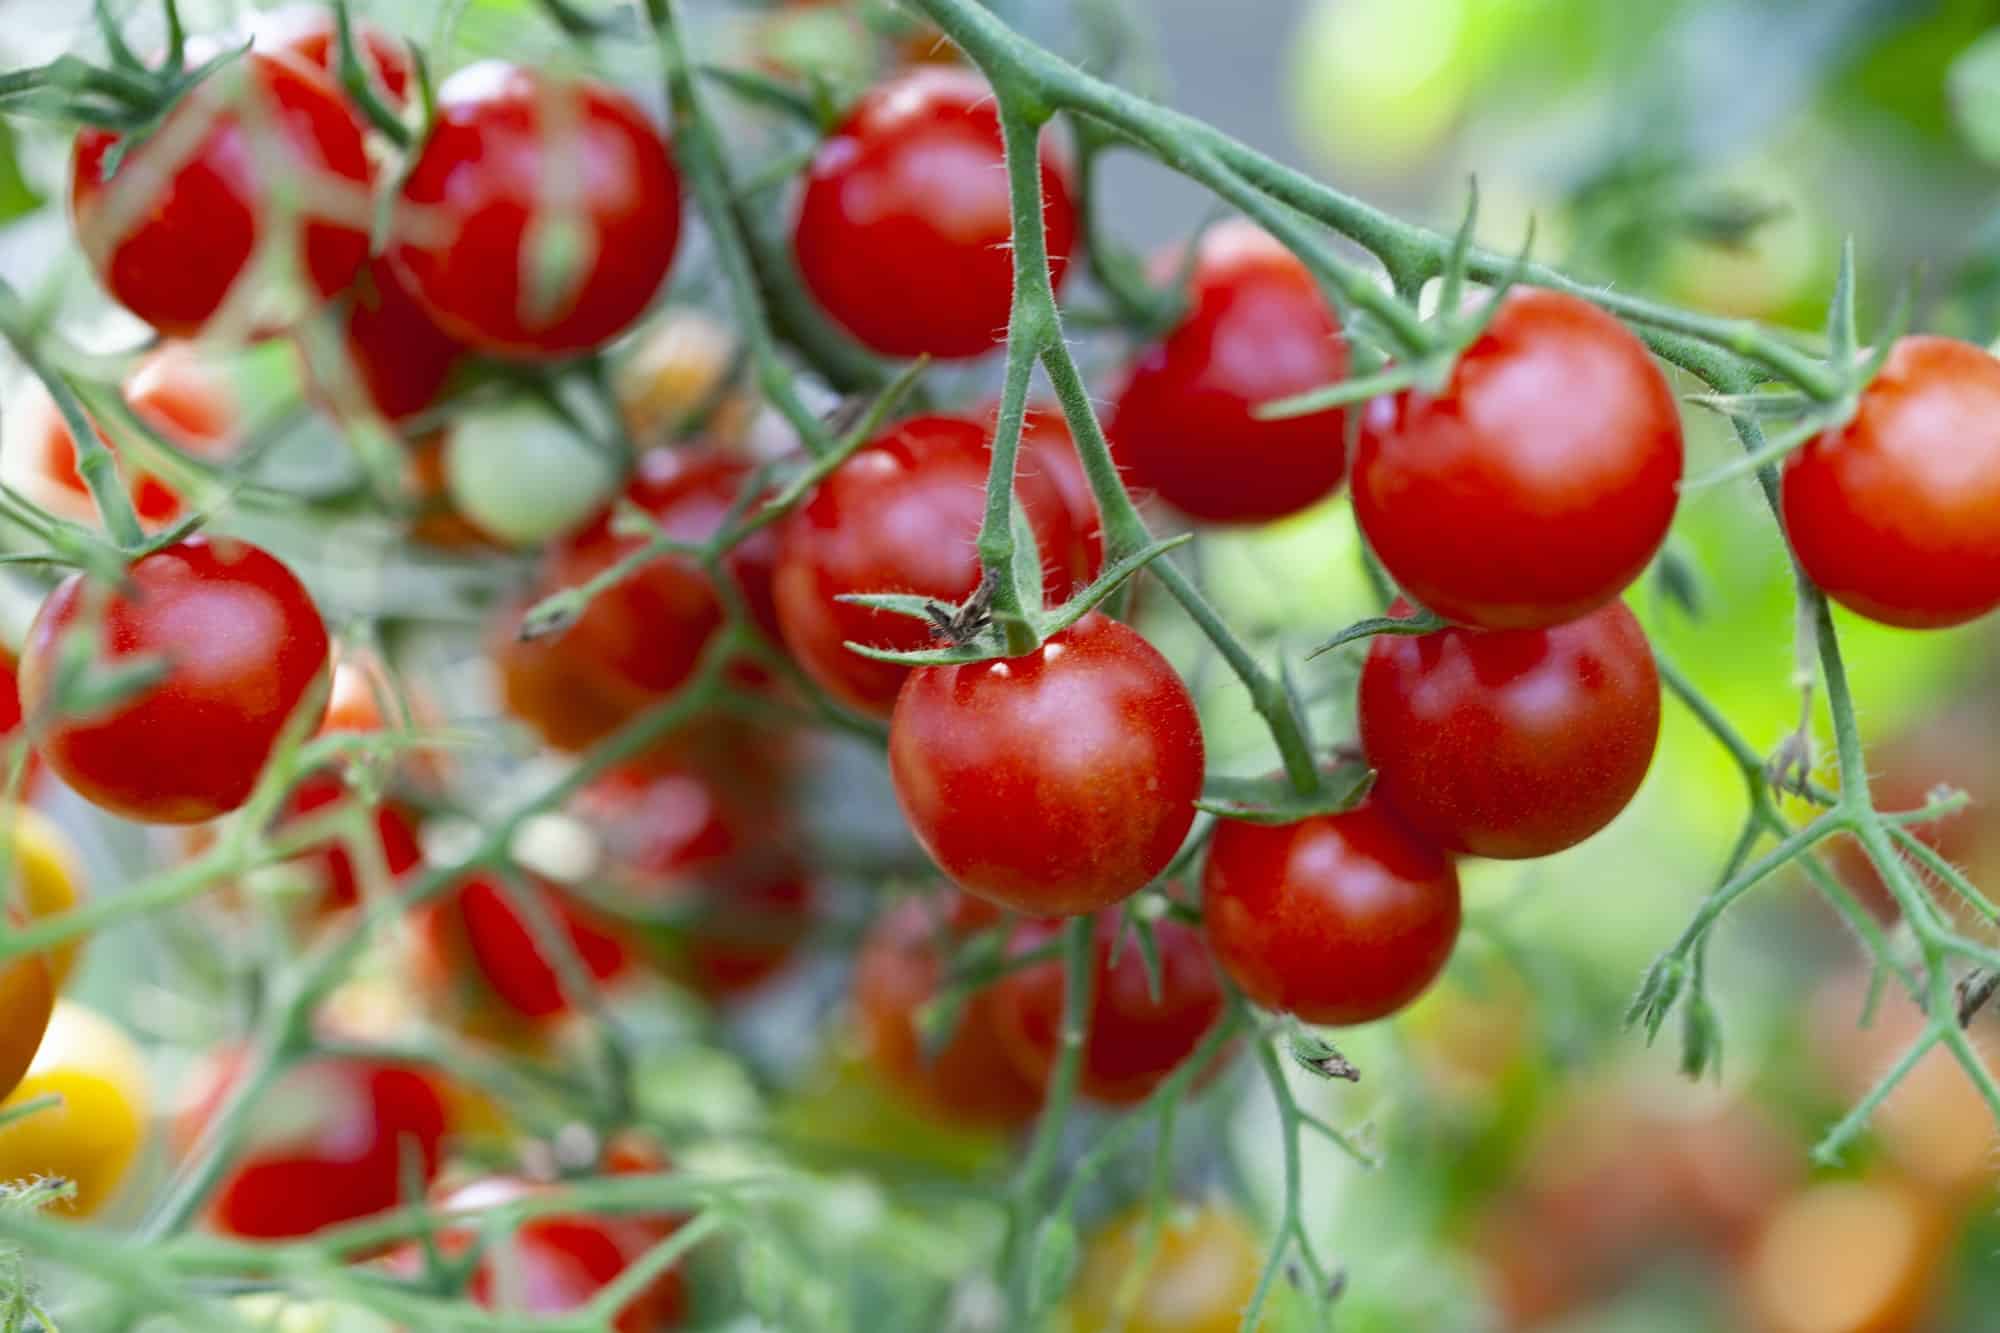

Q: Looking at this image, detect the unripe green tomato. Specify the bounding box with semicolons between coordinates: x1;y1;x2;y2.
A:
443;399;618;548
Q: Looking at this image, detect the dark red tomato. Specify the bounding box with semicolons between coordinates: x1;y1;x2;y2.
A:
992;908;1228;1105
0;648;22;746
20;536;331;825
1203;797;1461;1025
305;258;467;427
1353;288;1683;630
1781;336;2000;629
70;52;372;338
1358;598;1660;860
15;344;239;531
430;873;631;1021
773;414;1093;717
889;614;1204;916
277;770;423;915
181;1049;447;1240
389;62;682;360
852;894;1046;1129
793;67;1077;360
248;5;413;107
545;449;779;706
1109;221;1350;524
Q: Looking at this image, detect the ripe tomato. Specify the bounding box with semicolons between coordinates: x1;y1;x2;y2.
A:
890;614;1203;916
852;894;1046;1130
304;258;467;428
1109;221;1350;524
247;5;414;108
1740;1178;1946;1333
276;770;423;916
1059;1203;1266;1333
1781;335;2000;629
543;448;778;705
7;343;238;530
419;873;631;1022
181;1049;447;1239
4;807;88;990
1203;797;1461;1025
1353;288;1683;630
0;1000;148;1219
991;908;1228;1105
389;63;682;360
1358;598;1660;859
71;52;373;337
0;937;51;1106
793;67;1077;359
773;414;1093;717
20;536;332;825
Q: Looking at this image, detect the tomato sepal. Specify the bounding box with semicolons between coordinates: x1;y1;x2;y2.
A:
1195;763;1374;824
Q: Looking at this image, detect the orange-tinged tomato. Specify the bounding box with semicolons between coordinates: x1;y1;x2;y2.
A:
0;1000;149;1218
1740;1178;1947;1333
1;808;86;990
1059;1203;1268;1333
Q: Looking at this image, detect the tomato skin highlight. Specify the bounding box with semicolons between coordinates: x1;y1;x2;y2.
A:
21;536;332;825
1203;798;1461;1025
70;52;374;338
890;614;1204;917
1358;599;1660;860
1780;335;2000;629
773;414;1093;718
1353;288;1683;630
389;62;682;360
793;67;1077;360
1109;221;1350;524
992;908;1228;1105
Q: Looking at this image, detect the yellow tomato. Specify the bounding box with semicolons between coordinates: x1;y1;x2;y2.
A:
2;807;86;989
0;1000;149;1219
1059;1203;1268;1333
1741;1178;1947;1333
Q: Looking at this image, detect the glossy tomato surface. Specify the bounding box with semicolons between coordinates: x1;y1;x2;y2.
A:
992;908;1228;1104
1359;599;1661;859
774;414;1093;717
1781;335;2000;629
1109;221;1350;524
21;536;332;824
71;52;372;336
249;5;413;106
793;66;1076;359
852;894;1046;1130
890;614;1204;916
1203;798;1461;1025
389;62;682;359
1353;288;1683;630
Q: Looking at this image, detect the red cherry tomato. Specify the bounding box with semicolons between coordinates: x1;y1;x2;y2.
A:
991;908;1228;1105
304;258;467;427
545;449;779;707
181;1049;447;1240
1353;288;1683;630
1781;335;2000;629
248;5;413;108
1109;221;1350;524
11;344;239;530
773;414;1094;717
71;52;373;337
1358;599;1661;859
889;614;1204;916
277;770;423;915
20;536;331;824
423;873;631;1022
793;67;1077;359
389;62;682;360
852;894;1046;1129
1203;798;1461;1025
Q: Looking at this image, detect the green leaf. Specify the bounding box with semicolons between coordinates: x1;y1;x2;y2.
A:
1195;763;1374;824
0;123;39;224
1306;608;1445;660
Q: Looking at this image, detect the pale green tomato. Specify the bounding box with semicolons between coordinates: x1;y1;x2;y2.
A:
443;399;619;548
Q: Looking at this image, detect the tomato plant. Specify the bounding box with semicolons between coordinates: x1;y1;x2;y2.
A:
1109;220;1351;524
388;63;683;360
0;1001;149;1219
19;536;331;824
1352;288;1684;630
793;67;1077;359
1358;598;1661;859
249;5;414;107
1204;798;1462;1025
890;614;1205;916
